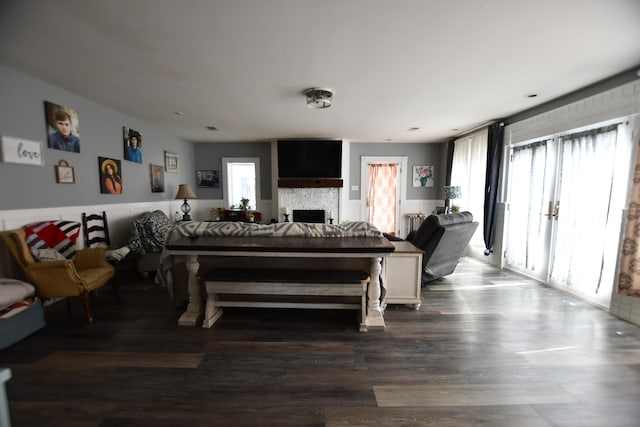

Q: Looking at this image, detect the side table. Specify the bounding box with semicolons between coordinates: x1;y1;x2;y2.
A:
384;241;423;309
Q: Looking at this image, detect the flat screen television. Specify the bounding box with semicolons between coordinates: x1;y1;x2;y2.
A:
277;140;342;178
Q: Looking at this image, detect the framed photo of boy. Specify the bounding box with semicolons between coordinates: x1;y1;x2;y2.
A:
44;101;80;153
123;127;142;163
164;151;179;173
197;170;219;188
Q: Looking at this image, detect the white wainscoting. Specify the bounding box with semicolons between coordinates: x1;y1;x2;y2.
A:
343;198;442;238
0;201;178;277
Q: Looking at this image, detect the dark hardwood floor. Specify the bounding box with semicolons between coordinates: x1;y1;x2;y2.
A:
2;257;640;426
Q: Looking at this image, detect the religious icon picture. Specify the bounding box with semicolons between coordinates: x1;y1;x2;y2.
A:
99;157;123;194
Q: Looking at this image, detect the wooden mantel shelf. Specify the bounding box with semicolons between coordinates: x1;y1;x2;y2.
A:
278;178;343;188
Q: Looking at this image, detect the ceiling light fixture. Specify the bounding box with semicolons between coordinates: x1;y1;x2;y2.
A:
304;87;333;109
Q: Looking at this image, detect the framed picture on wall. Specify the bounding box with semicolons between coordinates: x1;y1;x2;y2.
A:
413;165;434;187
99;157;123;194
55;159;75;184
1;135;44;166
123;127;142;163
150;163;165;192
197;170;219;188
164;151;179;172
44;101;80;153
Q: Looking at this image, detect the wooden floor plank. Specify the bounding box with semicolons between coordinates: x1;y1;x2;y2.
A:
374;383;577;406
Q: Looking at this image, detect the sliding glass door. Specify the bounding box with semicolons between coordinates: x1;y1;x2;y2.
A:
505;122;632;306
504;139;557;282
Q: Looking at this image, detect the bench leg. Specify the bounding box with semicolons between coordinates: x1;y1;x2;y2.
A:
203;292;224;328
178;255;204;326
365;257;385;331
359;281;368;332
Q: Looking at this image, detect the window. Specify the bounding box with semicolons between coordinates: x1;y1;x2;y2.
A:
450;128;488;248
222;157;260;211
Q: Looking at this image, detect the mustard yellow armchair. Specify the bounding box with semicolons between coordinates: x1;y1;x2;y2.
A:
2;228;115;323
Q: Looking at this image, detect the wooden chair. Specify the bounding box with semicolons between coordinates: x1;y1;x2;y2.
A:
2;228;115;323
82;211;111;248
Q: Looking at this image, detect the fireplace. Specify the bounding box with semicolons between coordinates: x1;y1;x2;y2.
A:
278;187;339;223
293;209;325;223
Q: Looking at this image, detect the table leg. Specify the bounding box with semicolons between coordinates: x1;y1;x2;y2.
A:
178;254;204;326
365;256;386;331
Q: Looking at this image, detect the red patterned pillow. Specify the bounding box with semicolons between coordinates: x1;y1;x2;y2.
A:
24;221;80;260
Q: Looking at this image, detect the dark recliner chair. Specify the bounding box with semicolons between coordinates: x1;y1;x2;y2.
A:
405;211;479;285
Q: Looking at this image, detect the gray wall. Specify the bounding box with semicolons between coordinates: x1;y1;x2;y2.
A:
193;142;272;200
0;63;193;210
0;62;447;212
349;142;447;200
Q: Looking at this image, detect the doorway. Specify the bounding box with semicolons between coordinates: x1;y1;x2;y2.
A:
504;122;632;307
360;156;406;235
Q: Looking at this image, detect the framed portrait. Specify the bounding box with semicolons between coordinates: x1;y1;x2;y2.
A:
55;159;75;184
150;164;165;193
413;165;434;187
164;151;179;173
44;101;80;153
434;206;446;214
123;127;142;163
99;156;123;194
197;170;219;188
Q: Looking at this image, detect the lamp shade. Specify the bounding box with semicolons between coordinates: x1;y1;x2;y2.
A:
175;184;196;200
442;185;461;200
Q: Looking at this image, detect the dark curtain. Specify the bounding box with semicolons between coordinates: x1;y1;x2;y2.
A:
444;139;455;210
483;122;504;255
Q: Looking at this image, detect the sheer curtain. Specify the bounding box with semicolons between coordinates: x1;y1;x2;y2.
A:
550;125;630;301
367;163;397;234
450;128;488;247
617;120;640;295
504;140;551;274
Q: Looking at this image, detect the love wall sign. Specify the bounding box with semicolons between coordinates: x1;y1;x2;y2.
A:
1;135;44;166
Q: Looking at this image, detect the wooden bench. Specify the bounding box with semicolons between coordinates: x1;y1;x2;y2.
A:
202;268;370;331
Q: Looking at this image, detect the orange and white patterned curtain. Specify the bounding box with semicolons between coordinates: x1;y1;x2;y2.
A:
368;163;397;234
618;128;640;296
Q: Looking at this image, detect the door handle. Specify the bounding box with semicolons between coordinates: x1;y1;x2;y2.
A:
544;201;553;219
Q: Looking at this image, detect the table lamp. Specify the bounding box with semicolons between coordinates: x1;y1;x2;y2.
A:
442;185;461;213
175;184;197;221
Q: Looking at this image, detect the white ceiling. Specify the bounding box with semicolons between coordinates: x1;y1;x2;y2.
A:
1;0;639;144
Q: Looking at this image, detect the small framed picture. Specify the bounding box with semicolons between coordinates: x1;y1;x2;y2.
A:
413;165;434;187
55;159;75;184
164;151;179;173
434;206;446;214
99;157;123;194
197;170;219;188
150;163;165;192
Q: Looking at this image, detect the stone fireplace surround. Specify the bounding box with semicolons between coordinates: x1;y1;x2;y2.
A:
278;187;339;224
